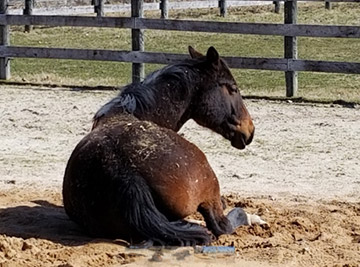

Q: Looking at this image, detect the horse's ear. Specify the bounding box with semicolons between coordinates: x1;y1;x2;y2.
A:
206;46;220;64
188;46;204;59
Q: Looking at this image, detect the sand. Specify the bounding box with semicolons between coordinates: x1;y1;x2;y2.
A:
0;85;359;266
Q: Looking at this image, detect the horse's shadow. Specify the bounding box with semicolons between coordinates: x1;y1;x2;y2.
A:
0;200;118;247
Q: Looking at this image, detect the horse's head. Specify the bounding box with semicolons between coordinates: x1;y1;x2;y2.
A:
189;46;254;149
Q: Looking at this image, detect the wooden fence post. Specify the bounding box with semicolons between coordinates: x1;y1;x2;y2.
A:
325;1;332;10
23;0;33;32
131;0;145;82
273;1;280;14
92;0;104;17
160;0;168;19
284;0;297;97
0;0;10;79
219;0;227;17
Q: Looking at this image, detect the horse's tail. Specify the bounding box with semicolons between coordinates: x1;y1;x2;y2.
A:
118;174;212;246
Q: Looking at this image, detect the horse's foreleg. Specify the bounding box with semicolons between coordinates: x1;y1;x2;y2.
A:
221;196;227;210
198;201;233;237
198;201;250;237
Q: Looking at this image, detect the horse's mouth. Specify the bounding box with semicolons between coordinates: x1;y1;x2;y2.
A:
231;132;247;149
227;120;254;150
218;118;254;150
222;122;247;149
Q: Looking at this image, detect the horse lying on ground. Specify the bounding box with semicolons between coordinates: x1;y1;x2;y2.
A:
63;46;255;246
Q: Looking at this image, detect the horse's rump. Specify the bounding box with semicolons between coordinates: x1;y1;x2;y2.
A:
63;114;219;240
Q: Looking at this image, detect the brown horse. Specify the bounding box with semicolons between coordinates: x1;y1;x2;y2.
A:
63;46;255;246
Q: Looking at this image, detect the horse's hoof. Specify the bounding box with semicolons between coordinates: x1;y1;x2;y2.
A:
226;207;249;230
129;239;154;249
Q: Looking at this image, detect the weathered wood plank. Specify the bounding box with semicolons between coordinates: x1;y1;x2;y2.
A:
131;0;145;82
137;19;360;38
23;0;33;32
5;0;360;17
6;1;272;16
0;46;189;64
224;56;288;70
93;0;105;17
284;0;298;97
219;0;227;17
160;0;169;19
290;59;360;74
0;15;133;28
1;46;359;74
0;0;10;80
274;1;280;13
1;15;359;38
325;1;332;9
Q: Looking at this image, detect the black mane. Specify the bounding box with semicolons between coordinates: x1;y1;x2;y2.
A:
94;60;200;122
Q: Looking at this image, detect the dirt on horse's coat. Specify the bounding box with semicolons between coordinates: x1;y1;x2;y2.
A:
63;46;255;245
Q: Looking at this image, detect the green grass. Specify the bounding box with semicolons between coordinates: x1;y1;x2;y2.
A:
7;2;360;102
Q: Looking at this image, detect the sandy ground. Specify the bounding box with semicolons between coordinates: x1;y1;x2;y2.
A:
0;85;359;266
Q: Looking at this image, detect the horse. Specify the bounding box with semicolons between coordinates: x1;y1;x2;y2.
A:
62;46;255;246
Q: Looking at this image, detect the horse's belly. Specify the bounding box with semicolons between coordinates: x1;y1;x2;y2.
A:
121;125;220;219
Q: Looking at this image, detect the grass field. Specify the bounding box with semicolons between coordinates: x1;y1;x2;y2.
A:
7;2;360;102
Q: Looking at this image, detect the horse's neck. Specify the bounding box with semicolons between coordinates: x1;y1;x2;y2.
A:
133;87;193;132
94;64;200;132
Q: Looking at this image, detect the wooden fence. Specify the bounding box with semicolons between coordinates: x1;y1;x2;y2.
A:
8;0;274;16
9;0;345;17
0;0;359;96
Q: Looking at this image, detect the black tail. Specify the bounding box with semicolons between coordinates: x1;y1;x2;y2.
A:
118;174;212;246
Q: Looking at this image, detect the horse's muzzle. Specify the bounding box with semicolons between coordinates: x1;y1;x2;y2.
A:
230;118;255;149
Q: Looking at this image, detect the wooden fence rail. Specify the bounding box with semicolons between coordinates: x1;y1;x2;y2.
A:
1;15;359;38
7;1;274;17
0;46;359;74
8;0;360;18
0;0;359;96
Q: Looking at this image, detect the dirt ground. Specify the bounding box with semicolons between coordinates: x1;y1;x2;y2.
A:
0;85;359;266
